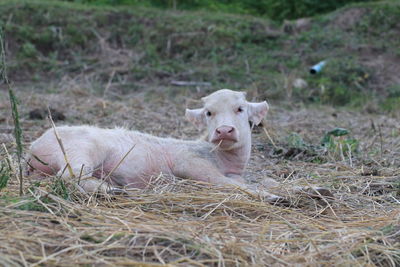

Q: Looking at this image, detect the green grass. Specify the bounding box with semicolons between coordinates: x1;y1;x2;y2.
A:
0;194;48;212
38;0;382;21
0;178;71;213
0;0;399;109
0;161;11;191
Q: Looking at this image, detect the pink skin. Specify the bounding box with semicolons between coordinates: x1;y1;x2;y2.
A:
27;89;278;199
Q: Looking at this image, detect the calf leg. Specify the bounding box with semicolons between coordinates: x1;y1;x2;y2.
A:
57;158;122;195
29;147;118;195
56;158;94;180
174;159;281;202
293;185;334;199
77;177;113;194
208;175;281;201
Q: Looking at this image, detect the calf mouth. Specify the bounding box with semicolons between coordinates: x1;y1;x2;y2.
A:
211;137;238;148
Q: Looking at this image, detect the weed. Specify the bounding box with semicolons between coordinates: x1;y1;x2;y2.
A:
286;133;307;149
0;193;49;212
51;178;70;200
395;180;400;197
0;161;10;191
1;28;24;195
321;128;359;161
274;128;359;164
16;198;50;212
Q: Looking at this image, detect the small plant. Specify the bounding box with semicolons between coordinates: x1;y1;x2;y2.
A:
286;132;307;149
0;161;11;191
321;128;359;161
273;132;324;162
321;128;350;145
395;179;400;197
51;179;70;200
276;128;358;164
1;28;24;195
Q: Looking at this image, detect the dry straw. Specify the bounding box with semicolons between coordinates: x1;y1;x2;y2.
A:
1;167;399;266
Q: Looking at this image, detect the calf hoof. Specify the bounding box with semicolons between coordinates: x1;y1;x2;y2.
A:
107;187;128;196
260;178;280;188
315;187;334;198
265;194;291;206
304;187;335;200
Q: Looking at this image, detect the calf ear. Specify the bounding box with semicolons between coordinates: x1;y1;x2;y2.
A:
247;101;269;126
185;108;206;129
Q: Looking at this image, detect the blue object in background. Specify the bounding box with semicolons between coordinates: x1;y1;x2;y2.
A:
310;60;327;74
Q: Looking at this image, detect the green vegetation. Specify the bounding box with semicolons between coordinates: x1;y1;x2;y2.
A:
49;0;380;21
382;85;400;111
1;27;24;195
321;128;358;158
0;178;71;213
50;179;70;200
0;161;11;191
275;128;358;163
305;58;372;106
0;0;399;109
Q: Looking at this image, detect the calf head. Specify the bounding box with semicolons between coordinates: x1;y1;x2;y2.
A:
186;89;269;150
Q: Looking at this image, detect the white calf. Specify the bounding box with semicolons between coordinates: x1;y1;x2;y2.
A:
28;89;280;199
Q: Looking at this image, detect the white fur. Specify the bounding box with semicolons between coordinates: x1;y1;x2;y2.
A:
28;89;279;199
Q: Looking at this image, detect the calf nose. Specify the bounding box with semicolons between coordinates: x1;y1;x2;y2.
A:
215;126;235;140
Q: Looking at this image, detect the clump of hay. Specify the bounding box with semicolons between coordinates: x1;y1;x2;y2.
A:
1;169;399;266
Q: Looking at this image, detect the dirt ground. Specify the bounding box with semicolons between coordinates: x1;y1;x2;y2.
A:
0;83;399;266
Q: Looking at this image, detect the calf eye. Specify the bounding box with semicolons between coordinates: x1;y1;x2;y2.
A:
237;107;243;113
206;111;212;117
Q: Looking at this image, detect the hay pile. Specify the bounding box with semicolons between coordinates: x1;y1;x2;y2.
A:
1;171;399;266
0;87;399;266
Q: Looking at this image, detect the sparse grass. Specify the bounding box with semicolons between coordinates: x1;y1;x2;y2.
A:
304;58;372;106
0;0;399;108
382;85;400;112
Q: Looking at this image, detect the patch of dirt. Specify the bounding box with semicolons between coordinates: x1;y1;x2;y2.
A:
331;7;367;30
282;18;312;34
360;50;400;91
29;108;66;121
330;7;400;92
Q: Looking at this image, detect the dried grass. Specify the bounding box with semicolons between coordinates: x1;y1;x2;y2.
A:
0;83;399;266
1;172;399;266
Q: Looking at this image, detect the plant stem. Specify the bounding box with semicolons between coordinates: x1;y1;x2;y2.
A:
1;28;24;195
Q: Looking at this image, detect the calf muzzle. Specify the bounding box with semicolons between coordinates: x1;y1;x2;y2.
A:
212;126;238;143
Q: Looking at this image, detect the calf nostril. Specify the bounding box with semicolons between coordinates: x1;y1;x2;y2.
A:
216;126;235;136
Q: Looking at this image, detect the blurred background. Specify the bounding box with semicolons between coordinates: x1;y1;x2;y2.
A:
1;0;399;111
